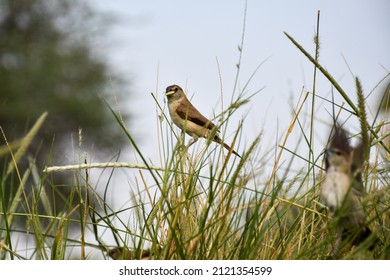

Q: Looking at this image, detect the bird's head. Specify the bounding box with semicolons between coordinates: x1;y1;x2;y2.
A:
325;125;352;172
325;147;351;171
165;85;184;101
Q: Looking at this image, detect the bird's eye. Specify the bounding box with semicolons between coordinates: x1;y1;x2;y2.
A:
174;87;178;92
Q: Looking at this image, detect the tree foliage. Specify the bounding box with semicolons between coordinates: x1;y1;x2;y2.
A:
0;0;130;161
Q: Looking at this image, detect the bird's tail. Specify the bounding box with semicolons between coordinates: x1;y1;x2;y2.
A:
213;135;241;158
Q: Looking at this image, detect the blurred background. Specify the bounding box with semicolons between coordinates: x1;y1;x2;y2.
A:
0;0;389;258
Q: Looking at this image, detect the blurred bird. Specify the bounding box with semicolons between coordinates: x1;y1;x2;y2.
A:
108;247;151;260
320;125;372;253
165;84;241;158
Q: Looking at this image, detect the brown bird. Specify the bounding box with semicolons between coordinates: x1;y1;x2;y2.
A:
320;125;373;254
165;84;241;158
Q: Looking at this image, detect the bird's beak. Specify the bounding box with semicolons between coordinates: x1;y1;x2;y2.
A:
166;90;175;96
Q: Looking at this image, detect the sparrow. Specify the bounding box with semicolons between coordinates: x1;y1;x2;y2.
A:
320;124;372;253
165;84;241;158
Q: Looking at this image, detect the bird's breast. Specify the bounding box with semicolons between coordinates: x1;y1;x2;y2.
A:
320;170;350;212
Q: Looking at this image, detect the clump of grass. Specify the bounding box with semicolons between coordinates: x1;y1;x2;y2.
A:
1;13;389;260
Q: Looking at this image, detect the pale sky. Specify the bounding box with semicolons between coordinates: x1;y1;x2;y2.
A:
86;0;389;205
89;1;389;136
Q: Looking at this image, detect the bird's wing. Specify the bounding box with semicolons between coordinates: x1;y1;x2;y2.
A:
351;141;365;196
176;100;216;130
325;125;351;171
